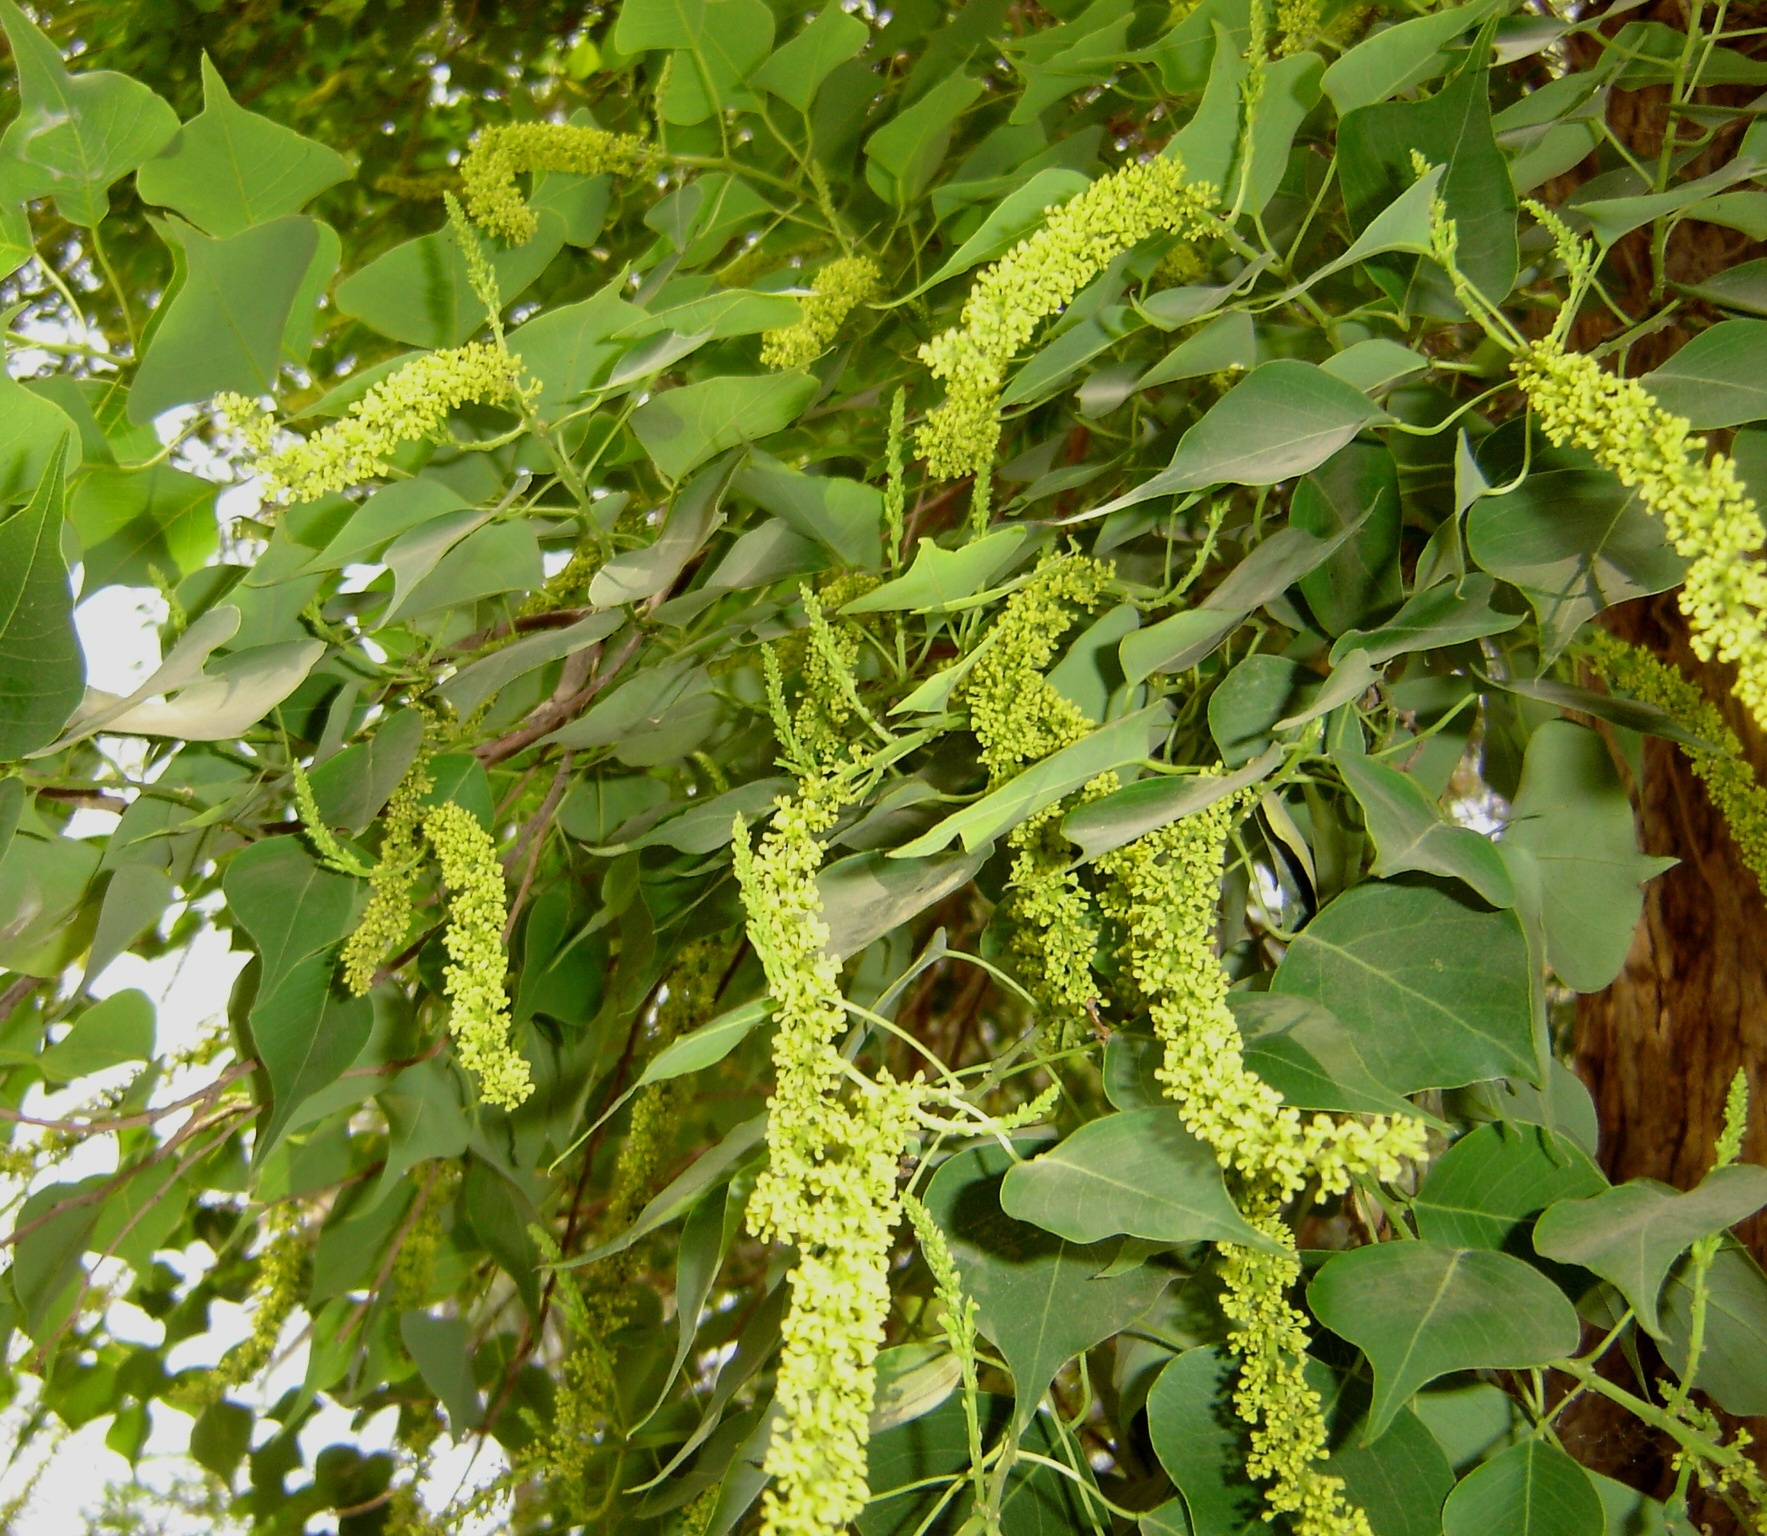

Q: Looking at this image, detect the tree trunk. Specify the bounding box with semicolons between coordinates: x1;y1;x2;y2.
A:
1576;597;1767;1252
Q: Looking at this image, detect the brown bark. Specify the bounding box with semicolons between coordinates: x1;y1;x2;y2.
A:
1575;597;1767;1251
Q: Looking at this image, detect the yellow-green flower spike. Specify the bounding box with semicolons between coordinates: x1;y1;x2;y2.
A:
460;122;652;244
1223;1195;1375;1536
1100;791;1426;1535
733;785;923;1536
1099;795;1426;1196
210;1205;306;1399
760;256;881;371
964;553;1114;780
1516;341;1767;734
423;801;532;1110
341;748;435;995
256;343;525;505
212;391;276;456
1582;631;1767;894
918;157;1218;479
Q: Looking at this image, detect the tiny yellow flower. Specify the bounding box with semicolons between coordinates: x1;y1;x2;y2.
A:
1516;340;1767;734
460;122;653;245
760;255;881;371
423;801;532;1110
918;156;1218;479
256;343;525;505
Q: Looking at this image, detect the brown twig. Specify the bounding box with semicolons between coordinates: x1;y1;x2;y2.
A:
0;1060;258;1136
503;752;574;941
474;629;642;766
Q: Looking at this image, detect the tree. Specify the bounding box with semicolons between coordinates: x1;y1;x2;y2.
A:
2;0;1766;1531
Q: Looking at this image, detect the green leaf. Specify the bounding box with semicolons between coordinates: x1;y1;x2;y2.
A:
223;836;367;1154
334;213;565;349
70;463;219;592
1440;1441;1603;1536
1061;745;1284;863
842;528;1027;614
368;1059;469;1210
100;638;326;741
190;1400;253;1485
1000;1108;1275;1248
631;373;817;480
129;215;320;421
439;613;623;722
1331;573;1523;667
304;478;469;573
1661;1240;1767;1416
135;55;352;238
508;283;641;414
637;998;772;1089
1270;879;1536;1093
39;988;156;1082
0;0;178;227
0;830;100;975
1571;158;1762;248
858;1393;1096;1536
11;1177;104;1338
922;1142;1170;1427
1317;1370;1456;1536
819;846;992;960
1643;320;1767;429
400;1312;483;1432
1209;655;1320;768
752;3;870;113
1108;361;1388;507
1137;311;1257;391
1413;1123;1607;1251
1535;1166;1767;1337
1146;1346;1262;1536
1320;337;1431;395
0;364;82;503
1121;517;1374;683
1230;993;1433;1119
1322;0;1501;114
864;70;985;206
894;705;1166;857
1498;721;1675;994
571;1113;766;1266
1307;1242;1580;1440
0;438;83;760
1337;749;1515;907
656;0;774;125
916;168;1092;294
1291;441;1404;636
1467;430;1685;660
1166;22;1249;190
734;451;884;566
589;456;732;602
1339;60;1518;302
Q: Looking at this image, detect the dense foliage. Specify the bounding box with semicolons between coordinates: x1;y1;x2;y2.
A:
4;0;1767;1532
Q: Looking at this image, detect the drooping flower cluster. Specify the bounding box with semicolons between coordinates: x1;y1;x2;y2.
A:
918;156;1217;478
1515;340;1767;731
1222;1200;1374;1536
964;556;1115;1041
423;801;533;1110
760;255;882;370
1100;791;1426;1536
1099;795;1425;1196
460;122;653;244
212;391;276;456
341;747;435;994
256;343;526;504
1583;631;1767;892
733;784;923;1536
964;553;1113;779
207;1205;306;1401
